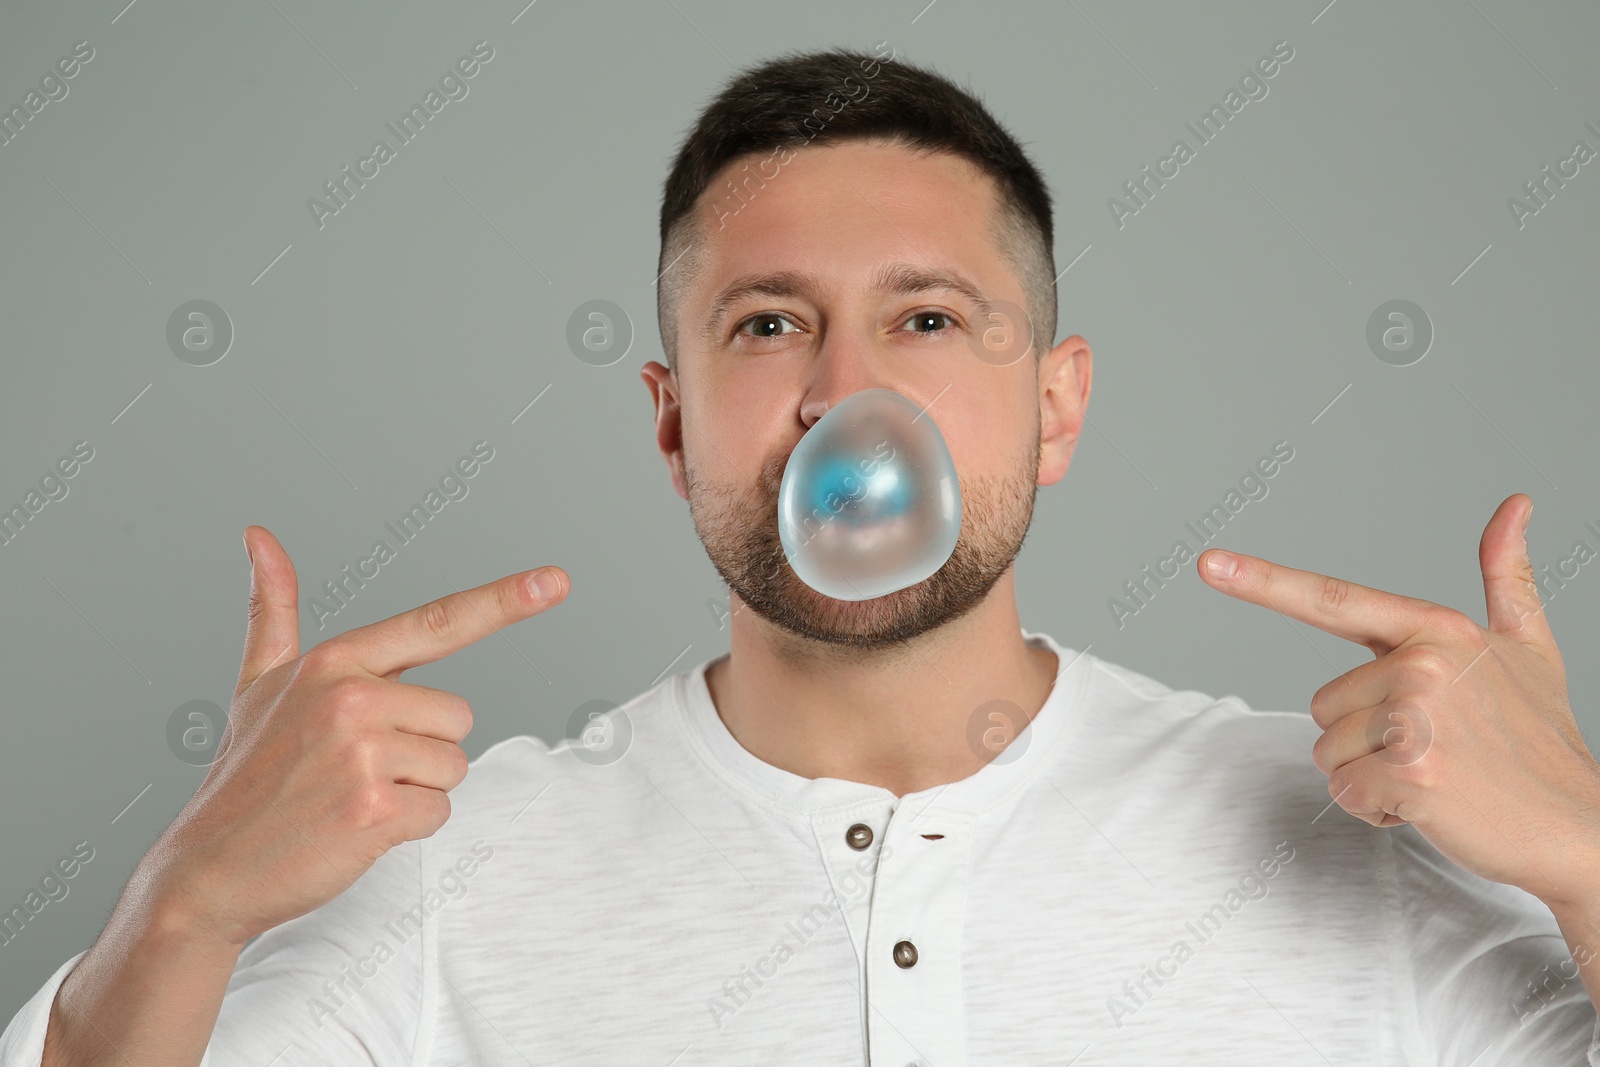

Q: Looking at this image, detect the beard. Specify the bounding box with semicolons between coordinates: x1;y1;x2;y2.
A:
685;430;1040;655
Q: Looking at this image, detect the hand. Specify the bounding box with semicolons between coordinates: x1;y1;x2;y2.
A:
1197;493;1600;909
149;525;569;948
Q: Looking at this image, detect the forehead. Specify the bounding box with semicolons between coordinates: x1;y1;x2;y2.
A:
685;139;1009;312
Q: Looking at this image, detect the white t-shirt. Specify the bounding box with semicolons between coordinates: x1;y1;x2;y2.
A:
5;629;1599;1065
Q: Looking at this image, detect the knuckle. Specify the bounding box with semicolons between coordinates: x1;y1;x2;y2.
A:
440;696;474;742
299;642;342;676
1434;609;1479;642
1400;646;1452;684
325;674;375;715
1307;683;1337;727
1388;748;1434;789
496;576;529;619
343;783;396;831
445;743;470;784
418;597;456;641
1387;696;1433;732
1309;733;1330;774
1328;769;1353;806
1315;575;1354;616
419;790;453;836
388;790;451;848
340;731;382;775
1380;700;1436;767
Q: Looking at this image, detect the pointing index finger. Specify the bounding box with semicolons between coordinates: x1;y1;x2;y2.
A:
1198;549;1431;655
334;567;567;677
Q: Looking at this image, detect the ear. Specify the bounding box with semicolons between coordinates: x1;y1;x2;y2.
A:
1036;335;1091;487
640;360;689;501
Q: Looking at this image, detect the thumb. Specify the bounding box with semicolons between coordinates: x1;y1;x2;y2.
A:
1480;493;1554;648
238;525;300;694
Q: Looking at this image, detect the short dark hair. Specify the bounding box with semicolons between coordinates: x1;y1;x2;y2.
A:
656;44;1057;375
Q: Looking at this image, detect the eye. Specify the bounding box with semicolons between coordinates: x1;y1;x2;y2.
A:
735;313;800;340
900;309;958;336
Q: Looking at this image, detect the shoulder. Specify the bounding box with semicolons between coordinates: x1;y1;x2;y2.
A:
1059;650;1351;838
442;675;683;829
1083;651;1322;761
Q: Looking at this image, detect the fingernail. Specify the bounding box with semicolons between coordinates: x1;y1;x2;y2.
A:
1523;501;1533;534
530;570;562;600
242;529;254;567
1206;551;1237;580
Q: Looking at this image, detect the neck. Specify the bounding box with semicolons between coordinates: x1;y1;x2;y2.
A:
704;570;1059;798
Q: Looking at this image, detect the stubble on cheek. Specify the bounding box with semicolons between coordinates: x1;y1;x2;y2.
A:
683;441;790;591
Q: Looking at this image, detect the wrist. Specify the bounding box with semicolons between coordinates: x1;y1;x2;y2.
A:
143;886;250;958
127;842;252;955
1530;810;1600;918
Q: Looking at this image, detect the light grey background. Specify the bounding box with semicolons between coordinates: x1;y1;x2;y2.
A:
2;0;1597;1022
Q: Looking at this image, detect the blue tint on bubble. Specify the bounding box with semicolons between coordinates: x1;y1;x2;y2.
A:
806;454;911;528
778;388;962;601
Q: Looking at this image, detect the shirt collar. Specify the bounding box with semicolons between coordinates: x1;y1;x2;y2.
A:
670;628;1097;819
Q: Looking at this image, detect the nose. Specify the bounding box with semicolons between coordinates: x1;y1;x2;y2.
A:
798;329;891;429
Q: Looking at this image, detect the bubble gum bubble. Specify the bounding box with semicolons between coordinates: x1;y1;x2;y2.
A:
778;388;962;601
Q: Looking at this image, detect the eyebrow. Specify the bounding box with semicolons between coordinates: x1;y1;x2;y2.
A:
702;261;995;339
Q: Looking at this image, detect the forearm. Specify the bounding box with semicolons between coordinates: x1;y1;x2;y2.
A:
42;863;242;1067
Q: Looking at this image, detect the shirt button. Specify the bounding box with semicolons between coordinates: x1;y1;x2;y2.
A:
893;940;918;968
845;823;873;850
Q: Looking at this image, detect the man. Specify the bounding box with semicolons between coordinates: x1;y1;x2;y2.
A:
7;44;1600;1066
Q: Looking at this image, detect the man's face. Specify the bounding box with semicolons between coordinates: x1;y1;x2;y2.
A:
644;138;1073;652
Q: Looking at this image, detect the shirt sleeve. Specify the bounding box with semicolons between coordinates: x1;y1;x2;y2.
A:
0;950;91;1066
1382;823;1600;1065
0;837;428;1067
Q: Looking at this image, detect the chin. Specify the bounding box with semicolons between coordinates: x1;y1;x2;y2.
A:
754;572;939;645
